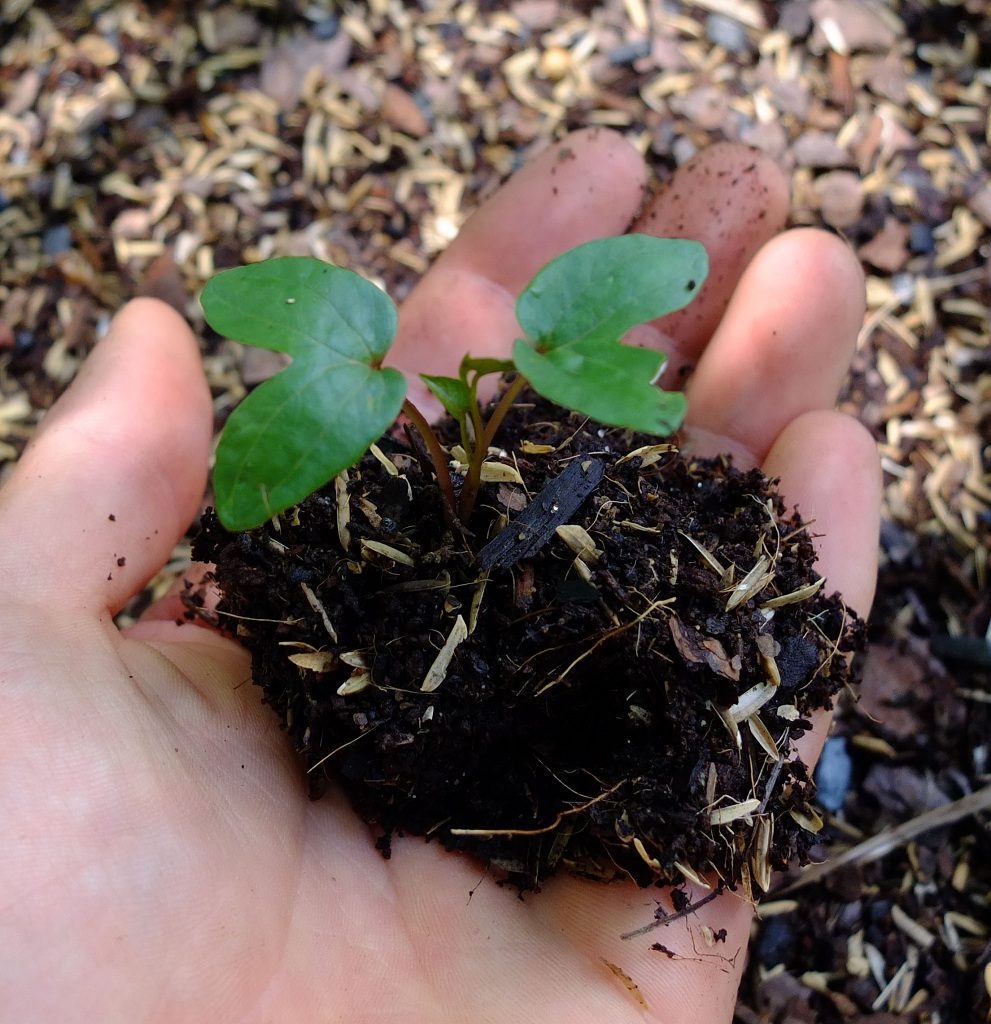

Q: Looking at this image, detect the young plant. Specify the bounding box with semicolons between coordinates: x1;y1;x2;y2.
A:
201;234;707;532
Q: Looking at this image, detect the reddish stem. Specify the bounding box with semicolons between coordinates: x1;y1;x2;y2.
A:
402;399;457;521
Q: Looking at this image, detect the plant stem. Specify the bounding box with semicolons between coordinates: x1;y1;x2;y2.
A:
458;373;527;522
402;399;457;520
479;374;527;452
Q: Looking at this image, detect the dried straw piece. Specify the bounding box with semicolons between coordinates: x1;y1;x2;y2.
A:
710;798;761;826
726;555;774;611
288;651;336;672
420;614;468;693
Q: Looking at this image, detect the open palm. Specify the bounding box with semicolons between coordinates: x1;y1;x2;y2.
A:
0;130;879;1023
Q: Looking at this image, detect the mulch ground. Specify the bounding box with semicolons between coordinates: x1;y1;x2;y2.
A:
1;2;988;1020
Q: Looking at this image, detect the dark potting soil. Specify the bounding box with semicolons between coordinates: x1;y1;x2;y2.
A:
193;391;864;894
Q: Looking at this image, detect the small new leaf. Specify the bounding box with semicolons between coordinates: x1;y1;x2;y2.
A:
513;235;707;432
421;374;471;419
202;257;406;530
458;355;514;377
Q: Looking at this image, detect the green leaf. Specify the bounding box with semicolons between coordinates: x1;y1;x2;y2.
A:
201;257;406;530
421;374;472;419
516;234;707;351
458;355;515;377
512;235;706;434
513;337;687;435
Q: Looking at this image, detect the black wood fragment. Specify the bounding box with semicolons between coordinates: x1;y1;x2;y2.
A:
477;458;605;570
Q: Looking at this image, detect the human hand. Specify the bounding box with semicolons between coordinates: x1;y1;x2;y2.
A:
0;129;879;1023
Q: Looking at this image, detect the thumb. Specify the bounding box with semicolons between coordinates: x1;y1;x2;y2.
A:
0;298;212;615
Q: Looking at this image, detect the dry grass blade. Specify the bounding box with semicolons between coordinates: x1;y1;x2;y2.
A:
468;570;489;635
369;443;399;476
420;614;468;693
300;581;338;642
600;959;649;1011
761;577;825;609
788;807;824;834
890;904;936;950
556;523;601;563
633;836;661;870
747;715;781;760
728;682;777;723
361;539;416;566
520;440;555;455
726;555;774;611
675;860;712;888
751;816;773;893
477;461;525;484
710;798;761;826
617;443;678;467
288;650;336;672
714;703;742;748
678;530;726;575
450;779;625;836
337;670;373;696
335;471;351;552
534;597;675;696
776;783;991;895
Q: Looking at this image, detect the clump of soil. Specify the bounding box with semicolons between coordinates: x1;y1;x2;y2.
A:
193;391;863;894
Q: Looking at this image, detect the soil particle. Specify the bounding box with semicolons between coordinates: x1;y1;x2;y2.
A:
193;390;863;893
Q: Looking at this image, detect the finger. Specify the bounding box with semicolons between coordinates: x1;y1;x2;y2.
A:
631;143;789;381
684;229;866;465
762;410;881;764
136;563;218;625
0;298;212;614
388;128;648;414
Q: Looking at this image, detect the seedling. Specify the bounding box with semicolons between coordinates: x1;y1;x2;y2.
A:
195;232;863;900
201;234;707;532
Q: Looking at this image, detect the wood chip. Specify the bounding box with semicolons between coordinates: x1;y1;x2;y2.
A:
668;616;741;681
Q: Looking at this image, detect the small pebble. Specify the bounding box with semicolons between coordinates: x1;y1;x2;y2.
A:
607;39;651;65
813;170;863;229
311;15;339;40
42;223;73;256
381;84;430;137
705;13;751;53
908;221;935;254
539;46;571;81
880;519;914;563
14;330;35;354
778;0;812;38
815;736;852;813
756;915;795;967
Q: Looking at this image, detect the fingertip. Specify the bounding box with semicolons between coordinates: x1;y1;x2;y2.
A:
450;127;649;289
763;410;881;617
640;143;790;362
685;227;866;460
563;126;648;195
114;295;195;335
0;293;214;613
758;228;866;344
